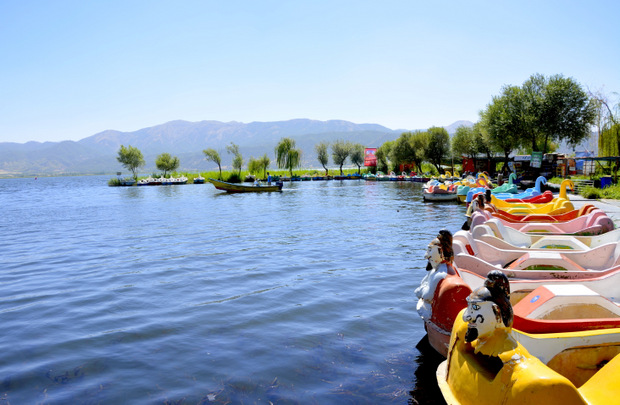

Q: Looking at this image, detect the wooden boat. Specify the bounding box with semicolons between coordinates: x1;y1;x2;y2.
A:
436;271;620;405
208;178;283;193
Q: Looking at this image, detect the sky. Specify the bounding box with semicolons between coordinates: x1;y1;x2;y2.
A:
1;0;619;143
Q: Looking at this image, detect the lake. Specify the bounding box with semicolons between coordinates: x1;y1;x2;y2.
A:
0;176;467;404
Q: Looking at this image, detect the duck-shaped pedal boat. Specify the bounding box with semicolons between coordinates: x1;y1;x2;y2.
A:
484;179;574;215
437;270;620;405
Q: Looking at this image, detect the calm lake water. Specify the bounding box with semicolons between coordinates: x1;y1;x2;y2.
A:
0;176;467;404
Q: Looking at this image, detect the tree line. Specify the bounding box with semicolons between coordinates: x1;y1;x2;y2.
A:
116;137;367;181
383;73;606;175
117;73;619;180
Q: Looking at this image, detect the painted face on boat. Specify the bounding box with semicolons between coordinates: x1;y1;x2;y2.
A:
424;239;442;270
463;298;501;343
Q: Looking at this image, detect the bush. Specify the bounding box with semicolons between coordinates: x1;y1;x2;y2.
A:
108;178;121;186
226;173;242;183
580;186;602;199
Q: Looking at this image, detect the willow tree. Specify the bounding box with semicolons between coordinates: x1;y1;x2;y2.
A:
226;142;243;177
203;148;222;179
591;90;620;157
423;127;451;173
155;153;180;177
248;154;271;179
331;140;352;175
315;141;329;175
117;145;145;180
350;143;365;174
275;137;301;176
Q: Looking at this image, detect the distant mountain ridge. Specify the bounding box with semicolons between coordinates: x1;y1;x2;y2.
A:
0;119;473;176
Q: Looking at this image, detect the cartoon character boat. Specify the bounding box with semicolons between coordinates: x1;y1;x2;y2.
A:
416;230;620;356
436;270;620;405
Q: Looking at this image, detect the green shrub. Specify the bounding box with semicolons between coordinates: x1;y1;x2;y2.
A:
226;173;242;183
108;178;121;186
580;186;601;199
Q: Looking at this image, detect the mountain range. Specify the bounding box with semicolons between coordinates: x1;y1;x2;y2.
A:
0;119;474;177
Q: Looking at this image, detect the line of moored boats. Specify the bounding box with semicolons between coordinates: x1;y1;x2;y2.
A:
416;176;620;404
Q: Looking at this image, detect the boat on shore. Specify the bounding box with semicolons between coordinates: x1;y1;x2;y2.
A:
208;178;283;193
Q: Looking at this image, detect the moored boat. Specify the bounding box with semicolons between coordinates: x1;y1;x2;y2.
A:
436;270;620;405
208;178;283;193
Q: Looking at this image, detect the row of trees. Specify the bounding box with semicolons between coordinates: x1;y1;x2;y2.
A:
377;73;603;174
203;138;366;180
117;146;180;179
118;73;617;179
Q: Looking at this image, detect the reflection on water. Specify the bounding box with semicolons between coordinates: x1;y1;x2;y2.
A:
0;176;464;404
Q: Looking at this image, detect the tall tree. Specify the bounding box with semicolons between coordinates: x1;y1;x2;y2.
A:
451;126;478;160
375;141;393;173
226;142;243;176
259;154;270;179
315;141;330;175
423;127;451;173
590;90;619;156
275;137;301;176
331;140;352;175
116;145;145;180
410;131;428;173
350;143;365;174
473;122;494;162
203;148;222;179
539;74;596;152
155;153;180;177
481;86;526;171
390;132;419;173
247;157;261;176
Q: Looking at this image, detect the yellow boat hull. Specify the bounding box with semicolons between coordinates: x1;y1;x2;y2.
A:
437;310;620;405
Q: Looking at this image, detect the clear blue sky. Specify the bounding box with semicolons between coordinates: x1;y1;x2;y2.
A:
1;0;619;143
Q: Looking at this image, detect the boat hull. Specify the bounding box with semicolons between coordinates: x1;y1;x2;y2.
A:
209;178;283;193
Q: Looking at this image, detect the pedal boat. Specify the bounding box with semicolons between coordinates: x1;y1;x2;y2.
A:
452;235;620;272
481;179;575;216
483;203;598;223
437;271;620;405
466;218;620;250
416;231;620;356
469;209;614;235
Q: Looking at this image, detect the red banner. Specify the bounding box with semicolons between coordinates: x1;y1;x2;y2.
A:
364;148;377;167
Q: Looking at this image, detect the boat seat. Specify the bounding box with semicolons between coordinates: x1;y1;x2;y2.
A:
513;284;620;320
504;251;587;271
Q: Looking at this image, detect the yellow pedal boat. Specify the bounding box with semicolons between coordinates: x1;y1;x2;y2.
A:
437;270;620;405
489;179;575;215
